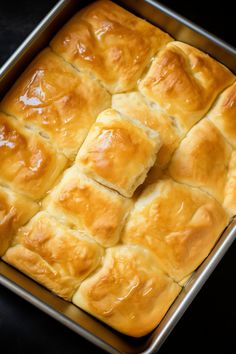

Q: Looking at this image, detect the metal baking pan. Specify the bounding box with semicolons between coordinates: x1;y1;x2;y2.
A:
0;1;235;353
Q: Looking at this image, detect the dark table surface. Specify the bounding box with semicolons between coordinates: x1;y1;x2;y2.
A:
0;1;235;353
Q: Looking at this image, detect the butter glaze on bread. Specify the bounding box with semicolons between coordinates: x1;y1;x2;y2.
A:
208;81;236;148
50;0;172;93
223;151;236;215
122;179;229;282
0;112;67;200
1;48;111;159
73;245;181;336
0;0;235;338
112;92;182;169
76;108;162;197
3;212;103;300
139;42;234;133
0;186;38;256
44;167;131;247
169;119;232;203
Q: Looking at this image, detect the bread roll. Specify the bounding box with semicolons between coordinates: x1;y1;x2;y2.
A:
3;211;103;300
51;0;172;93
0;112;67;200
76;108;162;197
1;48;111;159
73;245;181;336
122;179;229;281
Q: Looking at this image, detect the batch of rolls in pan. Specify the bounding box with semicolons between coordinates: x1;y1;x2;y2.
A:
0;0;235;337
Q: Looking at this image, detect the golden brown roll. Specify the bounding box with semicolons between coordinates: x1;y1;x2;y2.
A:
208;81;236;148
1;48;111;159
0;185;38;256
50;0;172;93
112;92;182;169
3;211;103;300
0;112;67;200
223;151;236;215
73;245;181;337
169;119;232;202
44;167;131;247
122;179;229;282
76;109;162;197
139;41;234;133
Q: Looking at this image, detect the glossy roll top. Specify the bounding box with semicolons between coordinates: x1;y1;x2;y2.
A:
122;179;229;282
76;108;162;197
44;167;131;247
3;212;103;300
1;48;111;159
139;41;234;133
0;112;67;200
51;0;172;93
0;186;38;256
73;245;181;337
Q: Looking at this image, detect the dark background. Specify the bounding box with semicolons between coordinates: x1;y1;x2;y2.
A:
0;1;235;353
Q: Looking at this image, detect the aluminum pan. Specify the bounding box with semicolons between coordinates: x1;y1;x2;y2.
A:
0;1;235;353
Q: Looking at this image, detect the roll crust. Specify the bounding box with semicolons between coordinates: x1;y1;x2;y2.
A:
1;48;111;159
208;81;236;148
223;151;236;215
73;245;181;337
76;109;162;197
44;167;131;247
112;92;182;169
139;42;234;133
0;112;67;200
3;212;103;300
0;186;38;256
50;0;172;93
169;119;232;202
122;179;229;281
